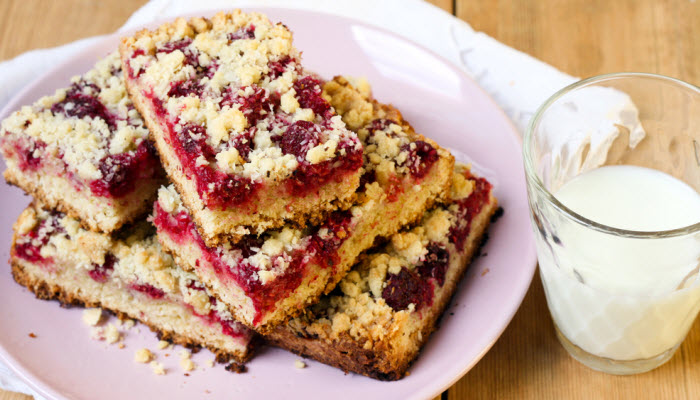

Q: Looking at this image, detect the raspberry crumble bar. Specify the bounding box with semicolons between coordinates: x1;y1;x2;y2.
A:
119;11;363;244
153;79;454;331
266;164;498;380
0;52;164;233
10;205;256;362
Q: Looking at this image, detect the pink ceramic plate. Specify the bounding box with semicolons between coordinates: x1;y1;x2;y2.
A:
0;8;535;400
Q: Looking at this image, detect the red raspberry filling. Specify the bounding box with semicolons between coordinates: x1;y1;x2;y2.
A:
185;284;248;339
51;81;116;129
293;76;332;118
277;120;321;159
267;55;293;80
416;243;450;286
449;174;493;250
228;24;256;41
382;267;434;312
89;140;160;198
88;253;116;283
14;241;47;264
400;140;439;180
129;283;166;300
168;79;204;98
14;212;65;265
8;137;46;172
221;85;271;126
157;38;199;69
152;204;193;245
153;202;354;325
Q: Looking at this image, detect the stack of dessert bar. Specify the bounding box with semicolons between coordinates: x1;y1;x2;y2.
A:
1;10;498;380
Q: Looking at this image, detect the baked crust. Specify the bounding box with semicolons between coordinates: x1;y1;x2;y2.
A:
266;166;498;380
153;76;454;333
4;167;159;234
119;11;363;245
10;205;256;363
0;51;164;233
11;261;257;363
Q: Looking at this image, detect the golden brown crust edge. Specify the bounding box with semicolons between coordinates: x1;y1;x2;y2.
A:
265;195;498;380
3;168;159;234
10;257;255;363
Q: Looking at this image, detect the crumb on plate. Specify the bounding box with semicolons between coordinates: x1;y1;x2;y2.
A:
82;308;103;326
135;348;154;363
150;361;166;375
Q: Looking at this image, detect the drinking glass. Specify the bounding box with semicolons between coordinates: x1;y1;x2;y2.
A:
523;73;700;374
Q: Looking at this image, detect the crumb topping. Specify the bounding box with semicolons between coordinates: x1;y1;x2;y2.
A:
0;52;153;188
122;11;361;193
287;166;483;348
322;76;442;187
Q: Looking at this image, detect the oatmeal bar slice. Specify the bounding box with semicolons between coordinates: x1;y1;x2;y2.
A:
266;165;498;380
0;52;164;233
119;11;363;245
153;80;454;332
10;205;256;362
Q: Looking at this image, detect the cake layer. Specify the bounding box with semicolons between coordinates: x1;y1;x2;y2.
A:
0;52;164;233
10;205;256;362
266;165;498;380
119;11;363;244
153;78;455;332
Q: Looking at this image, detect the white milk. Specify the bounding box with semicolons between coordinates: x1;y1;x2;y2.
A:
537;165;700;360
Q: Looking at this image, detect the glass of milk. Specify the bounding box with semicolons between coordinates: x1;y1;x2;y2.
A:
523;73;700;374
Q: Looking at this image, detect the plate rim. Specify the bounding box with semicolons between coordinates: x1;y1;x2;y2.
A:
0;7;536;400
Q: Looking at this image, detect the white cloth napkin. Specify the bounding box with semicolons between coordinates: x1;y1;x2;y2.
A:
0;0;580;398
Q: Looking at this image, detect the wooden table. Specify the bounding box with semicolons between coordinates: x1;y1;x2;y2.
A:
0;1;698;399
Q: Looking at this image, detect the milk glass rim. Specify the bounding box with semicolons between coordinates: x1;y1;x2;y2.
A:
523;72;700;239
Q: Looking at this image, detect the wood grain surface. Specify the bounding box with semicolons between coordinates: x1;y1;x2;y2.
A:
0;1;698;399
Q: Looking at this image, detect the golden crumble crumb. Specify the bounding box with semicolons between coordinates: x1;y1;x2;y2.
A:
105;324;121;344
180;358;196;372
118;343;126;349
150;361;166;375
134;348;154;363
82;308;103;326
157;340;170;350
294;360;307;369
